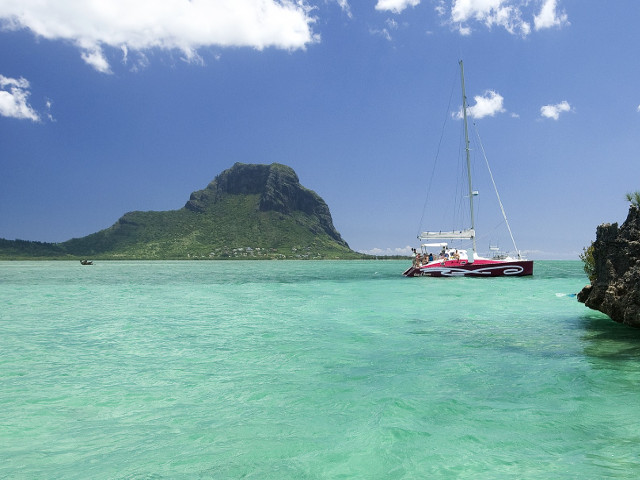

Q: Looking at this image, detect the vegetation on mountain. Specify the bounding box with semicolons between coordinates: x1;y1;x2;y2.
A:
0;238;67;259
1;163;367;260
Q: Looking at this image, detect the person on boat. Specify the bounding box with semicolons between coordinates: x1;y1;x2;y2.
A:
453;250;460;261
428;253;434;262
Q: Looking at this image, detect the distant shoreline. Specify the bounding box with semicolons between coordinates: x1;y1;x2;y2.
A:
0;256;411;261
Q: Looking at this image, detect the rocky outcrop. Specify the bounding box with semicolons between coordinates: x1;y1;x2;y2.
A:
577;205;640;327
185;163;271;211
185;162;348;247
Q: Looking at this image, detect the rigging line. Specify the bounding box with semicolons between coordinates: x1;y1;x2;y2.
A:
472;121;522;259
416;67;458;238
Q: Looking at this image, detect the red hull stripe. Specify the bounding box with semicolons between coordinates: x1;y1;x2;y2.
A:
403;260;533;277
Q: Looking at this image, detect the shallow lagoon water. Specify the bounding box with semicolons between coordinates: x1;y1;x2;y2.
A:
2;260;640;478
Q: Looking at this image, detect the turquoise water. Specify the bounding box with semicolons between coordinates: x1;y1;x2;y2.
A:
2;260;640;479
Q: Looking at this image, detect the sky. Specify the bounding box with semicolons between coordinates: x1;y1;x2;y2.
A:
1;0;639;260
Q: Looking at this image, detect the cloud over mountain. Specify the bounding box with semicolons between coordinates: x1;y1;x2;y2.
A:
0;0;318;73
0;1;571;75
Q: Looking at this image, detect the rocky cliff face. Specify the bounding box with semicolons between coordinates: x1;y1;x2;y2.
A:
577;205;640;328
185;162;348;247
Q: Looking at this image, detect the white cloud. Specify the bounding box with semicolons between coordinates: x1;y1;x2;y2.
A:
540;100;571;120
335;0;353;18
45;99;54;121
370;27;393;41
449;0;529;35
359;246;413;256
81;47;112;74
0;74;40;121
370;18;398;40
457;24;473;36
0;0;319;73
438;0;568;37
456;90;506;119
533;0;569;30
376;0;421;14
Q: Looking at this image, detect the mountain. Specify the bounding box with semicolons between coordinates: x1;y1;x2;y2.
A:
0;163;363;260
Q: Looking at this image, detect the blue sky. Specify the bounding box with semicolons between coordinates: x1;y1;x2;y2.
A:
0;0;638;259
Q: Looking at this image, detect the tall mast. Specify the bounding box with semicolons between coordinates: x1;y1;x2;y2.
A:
459;60;477;255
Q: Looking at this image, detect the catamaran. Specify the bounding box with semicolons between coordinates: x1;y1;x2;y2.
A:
403;61;533;278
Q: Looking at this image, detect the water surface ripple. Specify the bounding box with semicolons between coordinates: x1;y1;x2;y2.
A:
2;260;640;478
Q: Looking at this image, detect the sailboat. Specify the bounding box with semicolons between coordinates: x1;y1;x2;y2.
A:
403;61;533;278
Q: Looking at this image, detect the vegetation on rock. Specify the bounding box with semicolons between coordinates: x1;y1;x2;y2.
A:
625;191;640;207
579;242;595;282
577;204;640;328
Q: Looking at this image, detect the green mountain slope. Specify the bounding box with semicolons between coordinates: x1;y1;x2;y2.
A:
1;163;362;260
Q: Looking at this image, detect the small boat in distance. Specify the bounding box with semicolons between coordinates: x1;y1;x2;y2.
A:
404;61;533;278
80;259;93;265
